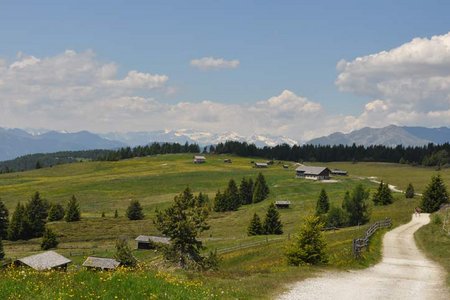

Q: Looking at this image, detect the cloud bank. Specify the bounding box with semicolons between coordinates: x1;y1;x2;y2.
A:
190;57;240;70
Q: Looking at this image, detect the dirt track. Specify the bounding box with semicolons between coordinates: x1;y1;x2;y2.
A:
278;214;449;300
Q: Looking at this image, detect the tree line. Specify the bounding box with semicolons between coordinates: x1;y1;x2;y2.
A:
211;141;450;167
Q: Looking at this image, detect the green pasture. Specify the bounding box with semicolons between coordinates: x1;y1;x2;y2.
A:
0;154;448;298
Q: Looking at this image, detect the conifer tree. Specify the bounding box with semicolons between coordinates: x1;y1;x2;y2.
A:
26;192;48;237
114;238;137;267
239;177;254;205
372;181;393;205
285;215;327;266
196;192;209;207
224;179;240;211
263;203;283;234
213;190;227;212
315;189;330;215
8;202;28;241
0;238;4;259
114;209;119;218
421;175;449;213
253;174;269;204
65;195;81;222
342;184;370;226
41;227;58;250
247;213;263;236
0;199;9;239
48;204;65;222
405;183;415;199
326;206;347;228
126;200;145;220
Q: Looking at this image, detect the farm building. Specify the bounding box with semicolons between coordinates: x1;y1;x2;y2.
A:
15;251;71;271
254;162;268;168
135;235;171;249
295;166;331;180
82;257;120;270
331;169;348;176
193;156;206;163
224;158;232;163
275;200;291;208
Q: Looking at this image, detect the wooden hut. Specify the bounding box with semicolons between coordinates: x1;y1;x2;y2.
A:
15;251;71;271
275;200;291;209
193;156;206;163
254;162;268;168
82;257;120;271
295;166;330;180
135;235;170;249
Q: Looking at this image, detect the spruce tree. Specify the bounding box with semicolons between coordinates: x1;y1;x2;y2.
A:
421;175;449;213
239;177;254;205
224;179;240;211
247;213;263;236
114;209;119;218
26;192;48;237
114;238;137;267
65;195;81;222
0;238;4;259
405;183;415;199
213;190;226;212
253;174;269;204
285;215;327;266
315;189;330;215
41;228;58;250
0;199;9;239
326;206;347;228
126;200;145;220
8;202;28;241
48;204;65;222
373;181;393;205
263;203;283;234
342;184;370;226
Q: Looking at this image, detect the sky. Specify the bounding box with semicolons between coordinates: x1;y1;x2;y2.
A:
1;0;450;141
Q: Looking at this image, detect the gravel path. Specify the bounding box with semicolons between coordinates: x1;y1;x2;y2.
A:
278;214;449;300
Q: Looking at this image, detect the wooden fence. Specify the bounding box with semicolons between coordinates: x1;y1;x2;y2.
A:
352;218;392;258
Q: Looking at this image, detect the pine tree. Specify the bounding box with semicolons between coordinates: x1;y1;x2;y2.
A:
26;192;48;237
0;238;4;259
421;175;449;213
213;190;227;212
247;213;263;236
48;204;65;222
126;200;144;220
114;209;119;218
315;189;330;215
41;227;58;250
8;202;29;241
114;238;137;267
101;212;106;218
373;181;393;206
263;203;283;234
0;199;9;239
239;177;254;205
405;183;415;199
195;192;209;207
65;195;81;222
224;179;240;211
342;184;370;226
253;173;269;203
285;215;327;266
326;206;347;228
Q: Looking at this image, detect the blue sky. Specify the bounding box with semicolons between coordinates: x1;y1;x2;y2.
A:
1;1;450;140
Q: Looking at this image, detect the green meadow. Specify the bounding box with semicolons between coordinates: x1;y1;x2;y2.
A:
0;154;449;299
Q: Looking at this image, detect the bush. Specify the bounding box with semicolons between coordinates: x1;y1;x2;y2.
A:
126;200;145;220
41;228;58;250
285;215;327;266
431;213;443;225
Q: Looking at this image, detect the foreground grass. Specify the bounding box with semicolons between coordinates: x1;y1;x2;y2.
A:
0;154;447;298
415;210;450;287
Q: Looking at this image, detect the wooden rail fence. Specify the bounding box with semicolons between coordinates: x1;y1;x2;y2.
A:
353;218;392;258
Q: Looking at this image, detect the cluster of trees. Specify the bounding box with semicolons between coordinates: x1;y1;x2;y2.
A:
212;141;450;168
247;203;283;235
0;193;81;242
100;142;201;161
214;173;269;212
154;187;217;270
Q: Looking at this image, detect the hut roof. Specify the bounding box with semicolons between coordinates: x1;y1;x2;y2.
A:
194;156;206;160
255;162;268;167
135;235;171;244
17;251;71;271
82;257;120;270
275;200;291;205
295;166;329;175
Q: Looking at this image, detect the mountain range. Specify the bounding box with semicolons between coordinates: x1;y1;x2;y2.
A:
0;125;449;161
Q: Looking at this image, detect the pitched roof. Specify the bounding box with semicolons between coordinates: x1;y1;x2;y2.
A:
135;235;171;244
17;251;71;271
255;162;268;167
194;156;206;160
82;257;120;270
295;166;330;175
275;200;291;205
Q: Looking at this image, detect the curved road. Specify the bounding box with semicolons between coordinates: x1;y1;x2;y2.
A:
279;214;449;300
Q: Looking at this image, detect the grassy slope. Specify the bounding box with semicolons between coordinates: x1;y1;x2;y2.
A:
1;154;448;298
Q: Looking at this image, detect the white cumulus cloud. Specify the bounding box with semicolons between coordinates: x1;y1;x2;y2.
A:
190;57;240;70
